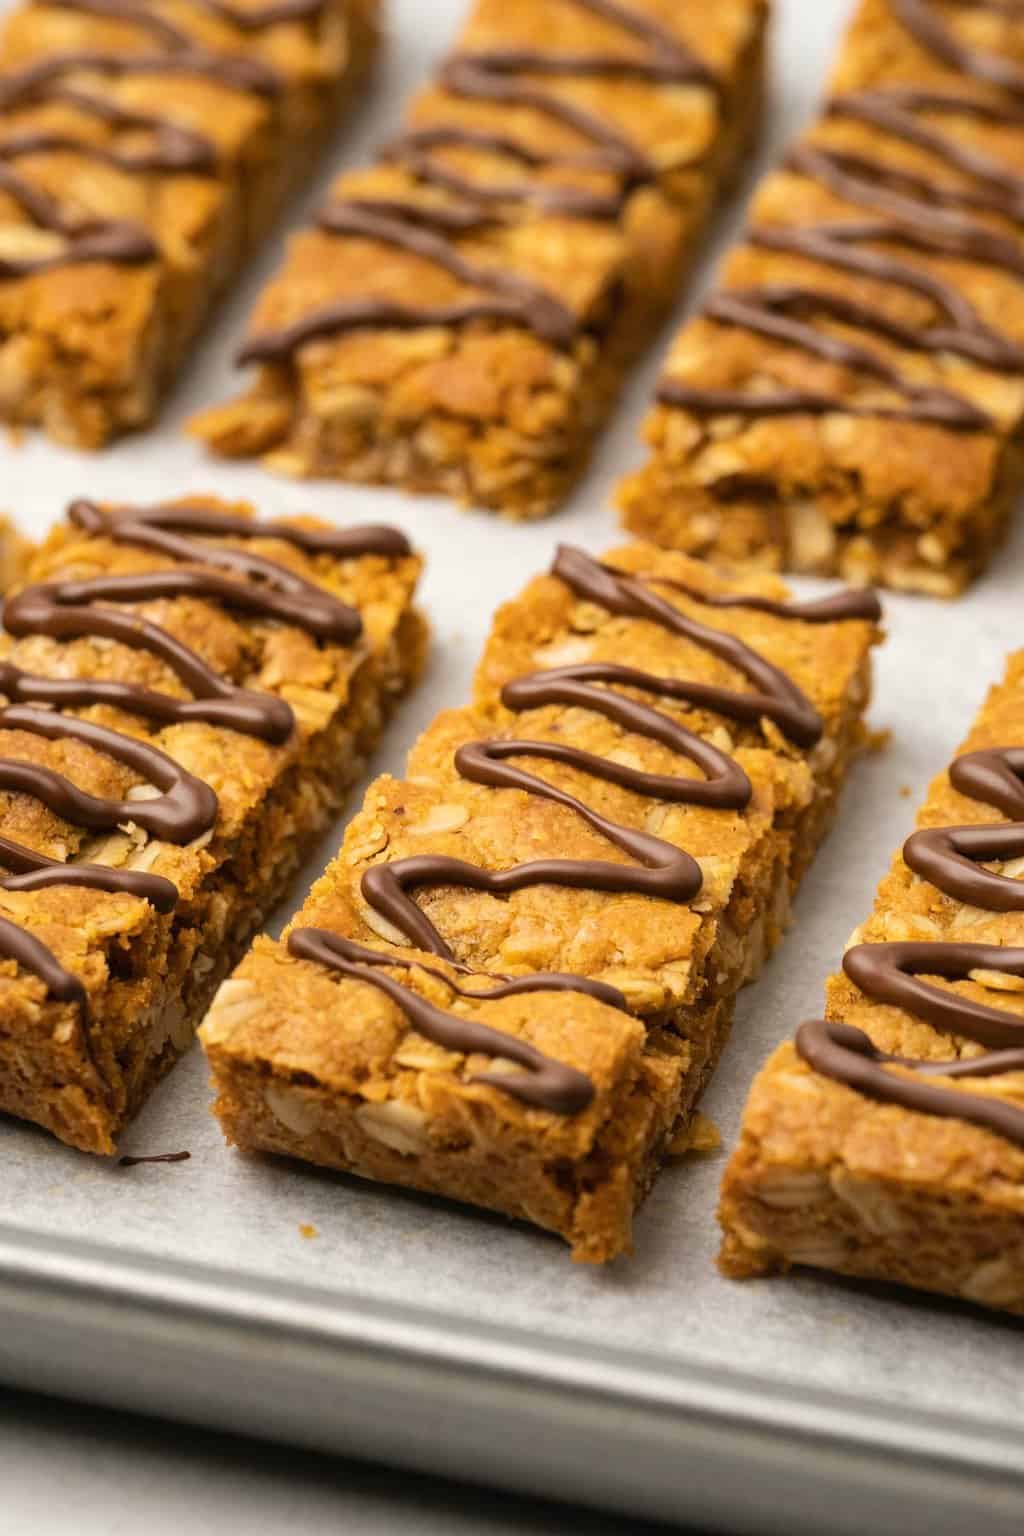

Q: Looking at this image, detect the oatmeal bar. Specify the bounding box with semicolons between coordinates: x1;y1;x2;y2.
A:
720;653;1024;1313
0;0;377;449
620;0;1024;597
201;544;880;1262
0;495;424;1154
189;0;769;518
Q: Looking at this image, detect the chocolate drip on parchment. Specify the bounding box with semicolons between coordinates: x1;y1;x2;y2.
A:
239;0;720;363
288;551;875;1113
0;0;325;276
797;741;1024;1149
0;497;407;1030
659;2;1024;428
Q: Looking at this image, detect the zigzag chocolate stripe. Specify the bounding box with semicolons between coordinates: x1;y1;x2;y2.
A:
0;498;408;1025
0;0;329;274
286;930;628;1112
659;1;1024;428
797;742;1024;1147
350;548;877;1024
300;550;875;1111
239;0;718;362
892;0;1024;96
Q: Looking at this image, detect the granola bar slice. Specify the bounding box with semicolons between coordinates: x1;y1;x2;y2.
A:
190;0;768;519
201;543;880;1262
620;0;1024;597
0;494;424;1154
720;653;1024;1314
0;0;378;448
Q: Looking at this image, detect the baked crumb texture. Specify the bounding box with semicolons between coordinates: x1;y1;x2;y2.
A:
189;0;769;519
0;496;424;1154
0;516;33;589
0;0;378;449
620;0;1024;598
201;545;880;1263
719;652;1024;1314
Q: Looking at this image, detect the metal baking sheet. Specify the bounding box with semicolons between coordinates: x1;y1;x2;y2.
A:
1;0;1023;1530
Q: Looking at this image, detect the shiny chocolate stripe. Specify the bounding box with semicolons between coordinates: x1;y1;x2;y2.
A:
238;0;720;360
658;7;1024;425
286;929;610;1113
291;550;871;1114
797;740;1024;1148
0;0;305;277
0;497;406;1027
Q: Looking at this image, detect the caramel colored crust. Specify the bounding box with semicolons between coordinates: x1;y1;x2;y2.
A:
0;0;377;448
0;499;424;1154
0;516;33;590
719;653;1024;1314
190;0;768;519
201;545;879;1263
620;0;1024;597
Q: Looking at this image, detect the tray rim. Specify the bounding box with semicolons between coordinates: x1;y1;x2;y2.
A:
1;1219;1022;1534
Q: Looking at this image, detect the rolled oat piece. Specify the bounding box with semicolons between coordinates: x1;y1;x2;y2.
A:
720;653;1024;1314
0;495;424;1153
0;0;378;448
189;0;769;519
620;0;1024;597
201;543;881;1262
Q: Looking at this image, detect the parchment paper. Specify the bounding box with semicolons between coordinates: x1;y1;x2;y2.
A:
2;0;1023;1430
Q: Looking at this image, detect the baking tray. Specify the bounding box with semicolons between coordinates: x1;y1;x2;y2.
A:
2;0;1024;1530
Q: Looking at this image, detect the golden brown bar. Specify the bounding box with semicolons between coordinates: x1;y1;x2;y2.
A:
620;0;1024;597
201;543;880;1262
0;0;378;448
190;0;769;518
720;653;1024;1313
0;495;424;1154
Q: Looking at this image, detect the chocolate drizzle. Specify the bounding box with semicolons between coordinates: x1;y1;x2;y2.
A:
0;159;157;272
0;497;408;1026
291;550;876;1113
0;0;327;277
286;929;599;1113
892;0;1024;98
640;576;883;625
658;3;1024;428
362;546;844;961
238;0;719;363
797;739;1024;1149
796;1017;1024;1149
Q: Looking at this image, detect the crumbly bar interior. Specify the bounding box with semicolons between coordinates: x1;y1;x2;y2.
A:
620;0;1024;597
0;500;424;1154
720;653;1024;1314
0;516;33;590
191;0;767;518
0;0;376;448
202;544;879;1262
